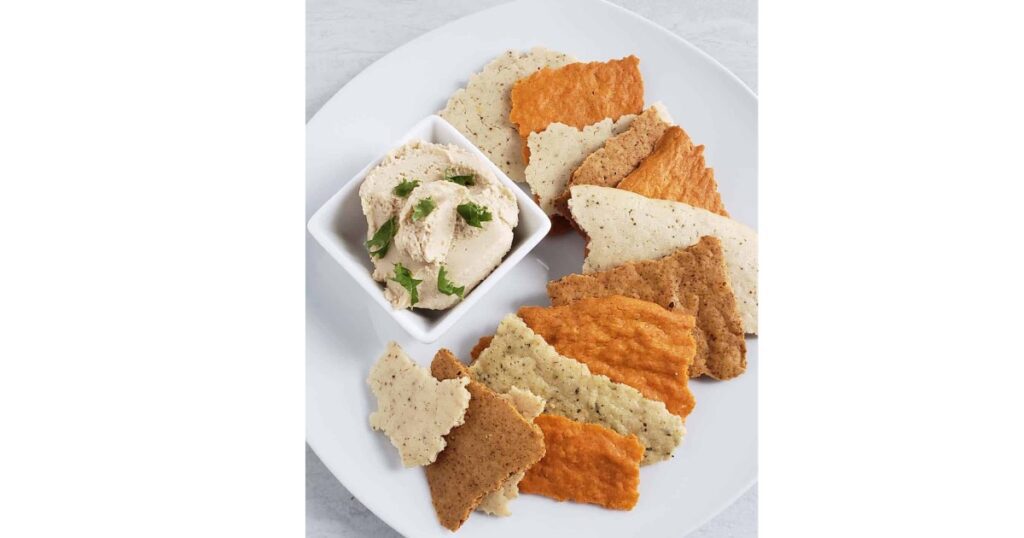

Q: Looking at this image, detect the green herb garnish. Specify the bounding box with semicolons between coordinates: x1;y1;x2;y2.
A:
392;178;420;197
456;202;492;228
364;217;397;258
390;263;422;306
412;197;436;221
444;168;475;186
437;266;465;299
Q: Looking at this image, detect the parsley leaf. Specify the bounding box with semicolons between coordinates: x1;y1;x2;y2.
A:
456;202;492;228
444;168;475;186
390;263;422;306
392;178;420;197
411;197;436;221
364;217;397;258
437;266;465;299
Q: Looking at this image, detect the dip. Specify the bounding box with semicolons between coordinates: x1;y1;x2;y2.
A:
359;140;519;309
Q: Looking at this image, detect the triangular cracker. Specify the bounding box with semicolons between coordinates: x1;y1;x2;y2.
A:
547;236;747;379
476;387;547;517
617;126;729;216
568;185;758;333
425;350;545;531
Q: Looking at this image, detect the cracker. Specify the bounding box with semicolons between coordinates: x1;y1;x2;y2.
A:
425;349;545;531
477;387;547;516
547;236;747;379
518;296;696;418
524;116;635;215
509;56;644;164
553;104;673;219
367;343;471;467
569;185;758;333
617;126;729;216
519;414;643;510
470;335;493;364
440;47;576;181
469;314;684;464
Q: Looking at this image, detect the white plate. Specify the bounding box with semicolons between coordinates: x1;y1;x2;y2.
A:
306;0;757;536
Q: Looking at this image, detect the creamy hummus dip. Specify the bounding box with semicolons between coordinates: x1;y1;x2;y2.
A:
359;140;519;309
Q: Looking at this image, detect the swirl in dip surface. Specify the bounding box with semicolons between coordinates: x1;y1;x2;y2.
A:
359;140;519;309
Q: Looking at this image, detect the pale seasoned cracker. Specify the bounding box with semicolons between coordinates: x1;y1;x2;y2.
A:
569;185;758;333
477;387;546;517
440;47;576;181
524;116;635;215
553;103;673;219
617;126;729;216
509;56;644;164
425;350;545;530
469;314;684;464
367;343;470;467
518;296;697;418
547;236;747;379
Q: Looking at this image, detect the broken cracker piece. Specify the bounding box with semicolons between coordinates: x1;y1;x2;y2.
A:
518;296;696;418
367;343;471;467
469;314;684;464
569;185;758;333
520;414;643;510
617;126;729;216
425;350;545;531
440;47;576;181
510;56;644;164
547;236;747;380
553;103;673;219
477;387;547;517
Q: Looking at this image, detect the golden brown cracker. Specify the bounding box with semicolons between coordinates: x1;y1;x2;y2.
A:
518;296;697;418
425;349;546;531
554;104;672;219
617;126;729;216
469;335;493;364
519;414;643;510
509;56;644;164
547;236;746;380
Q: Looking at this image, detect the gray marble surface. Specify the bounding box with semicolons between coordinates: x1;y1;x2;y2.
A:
306;0;757;536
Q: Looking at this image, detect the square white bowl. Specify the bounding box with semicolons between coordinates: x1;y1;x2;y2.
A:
307;115;552;343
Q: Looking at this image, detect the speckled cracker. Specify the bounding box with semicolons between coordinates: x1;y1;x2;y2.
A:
569;185;758;333
524;116;635;215
548;236;747;379
519;296;696;418
440;47;576;181
367;343;470;467
617;126;729;216
553;104;673;219
469;314;684;464
476;387;546;516
519;414;643;510
470;335;493;364
425;350;545;531
509;56;644;164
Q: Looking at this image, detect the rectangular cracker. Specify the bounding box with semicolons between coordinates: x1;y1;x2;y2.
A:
476;387;547;517
553;103;673;219
469;314;684;464
519;414;643;510
509;56;644;164
425;349;545;531
525;116;635;215
617;126;729;216
367;343;470;467
518;296;696;418
440;47;576;181
547;236;747;379
569;185;758;333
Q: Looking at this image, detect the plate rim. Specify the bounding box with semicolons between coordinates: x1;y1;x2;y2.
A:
306;0;758;535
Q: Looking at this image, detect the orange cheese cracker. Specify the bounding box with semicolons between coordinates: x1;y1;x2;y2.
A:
425;349;546;531
518;295;697;418
617;126;729;216
519;414;643;510
509;56;644;164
